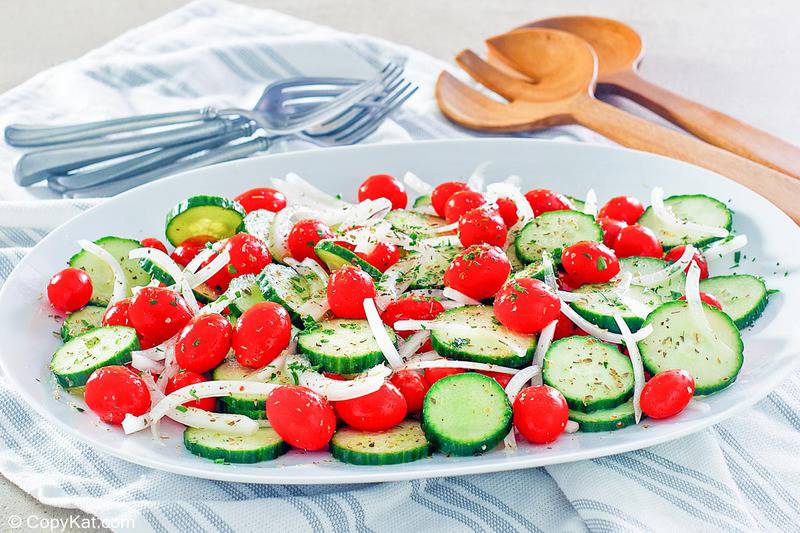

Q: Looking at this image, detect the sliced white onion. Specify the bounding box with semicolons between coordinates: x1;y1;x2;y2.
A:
467;161;490;192
282;172;349;210
702;235;748;262
300;364;392;401
541;252;557;291
338;198;393;230
432;222;459;234
131;351;165;373
559;301;653;344
400;358;520;374
442;287;481;306
502;364;542;448
154;334;180;392
651;187;729;239
486;182;534;223
122;380;280;436
403;171;433;195
412;235;462;249
532;320;557;384
565;420;580;433
363;298;404;368
685;261;735;355
167;407;259;436
286;257;329;282
583;189;598;217
188;250;231;289
613;313;645;424
128;247;199;313
503;174;522;187
245;353;289;383
398;330;431;359
629;244;695;286
375;256;419;310
183;247;216;278
78;239;126;305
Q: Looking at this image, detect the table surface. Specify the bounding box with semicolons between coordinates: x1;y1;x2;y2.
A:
1;0;798;530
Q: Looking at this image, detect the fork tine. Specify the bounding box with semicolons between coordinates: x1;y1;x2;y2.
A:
334;83;418;145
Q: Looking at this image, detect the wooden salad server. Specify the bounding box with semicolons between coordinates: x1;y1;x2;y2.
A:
435;29;800;224
518;16;800;180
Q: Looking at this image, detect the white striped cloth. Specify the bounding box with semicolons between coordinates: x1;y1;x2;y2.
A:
0;1;799;532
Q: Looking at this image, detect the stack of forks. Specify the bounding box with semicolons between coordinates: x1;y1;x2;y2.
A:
5;62;417;198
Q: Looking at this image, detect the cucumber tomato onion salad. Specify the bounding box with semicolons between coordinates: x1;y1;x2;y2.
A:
44;169;765;465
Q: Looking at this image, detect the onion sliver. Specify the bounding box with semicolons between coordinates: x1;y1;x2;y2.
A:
702;235;748;262
565;420;580;433
398;330;431;360
188;250;230;289
129;247;199;313
629;244;695;286
78;239;127;305
363;298;404;369
486;182;534;223
299;364;391;401
467;161;490;192
613;313;645;424
442;287;481;306
183;247;215;278
559;301;653;344
502;364;542;448
403;171;433;195
532;320;557;383
541;252;557;291
168;407;259;436
651;187;729;238
400;358;519;374
131;351;165;374
583;189;598;217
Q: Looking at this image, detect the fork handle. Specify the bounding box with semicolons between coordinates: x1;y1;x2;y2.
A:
601;70;800;181
14;117;252;186
5;108;220;147
571;95;800;224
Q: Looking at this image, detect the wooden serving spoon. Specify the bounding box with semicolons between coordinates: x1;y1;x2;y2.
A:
435;29;800;223
519;16;800;180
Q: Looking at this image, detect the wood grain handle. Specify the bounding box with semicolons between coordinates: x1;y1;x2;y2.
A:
570;95;800;224
602;70;800;180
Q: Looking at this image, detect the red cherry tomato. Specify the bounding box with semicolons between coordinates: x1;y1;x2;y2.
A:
47;268;93;313
165;371;216;411
170;235;214;267
266;385;336;450
234;187;287;213
382;296;444;352
431;181;471;217
197;250;233;294
221;233;271;278
639;369;695;419
493;278;560;334
444;190;487;224
233;302;291;368
524;189;571;217
678;291;723;310
358;174;407;210
356;242;400;272
84;366;151;424
128;286;192;344
556;270;584;291
614;224;663;258
458;205;507;247
513;385;569;444
552;312;590;340
495;197;519;227
665;245;709;279
390;370;429;415
140;238;168;254
335;383;407;431
444;244;511;301
102;298;132;327
598;217;627;249
287;219;334;264
561;241;621;284
327;266;376;319
598;196;645;224
476;370;513;388
175;313;233;373
423;367;464;386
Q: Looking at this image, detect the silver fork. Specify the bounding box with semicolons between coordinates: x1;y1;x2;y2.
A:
60;80;418;198
14;63;403;187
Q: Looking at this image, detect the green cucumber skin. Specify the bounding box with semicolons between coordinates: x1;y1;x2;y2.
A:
218;395;266;416
228;278;266;317
297;319;393;374
569;400;636;432
412;195;432;208
50;326;139;388
699;274;769;329
165;195;245;246
430;331;534;369
637;300;744;395
183;427;288;463
258;264;312;328
314;241;382;280
638;194;732;250
514;210;602;265
69;236;152;305
60;305;106;342
330;421;431;466
542;336;634;413
422;373;512;456
140;258;175;285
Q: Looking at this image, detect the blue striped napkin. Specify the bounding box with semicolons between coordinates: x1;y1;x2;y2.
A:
0;1;798;532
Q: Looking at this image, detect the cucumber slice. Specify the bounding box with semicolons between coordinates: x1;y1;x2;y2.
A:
506;242;526;273
422;373;512;456
566;195;585;211
514;210;602;265
140;258;175;285
239;209;275;242
569;399;635;432
543;335;634;412
408;245;461;289
69;236;152;305
60;305;106;341
430;306;535;368
183;427;288;463
384;209;450;239
50;326;139;388
511;261;545;280
165;195;245;246
212;357;288;414
193;283;221;304
413;195;432;208
314;241;382;280
297;319;395;374
569;256;685;333
638;194;732;249
228;275;265;316
331;420;431;465
699;274;769;329
259;263;325;327
637;300;744;395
